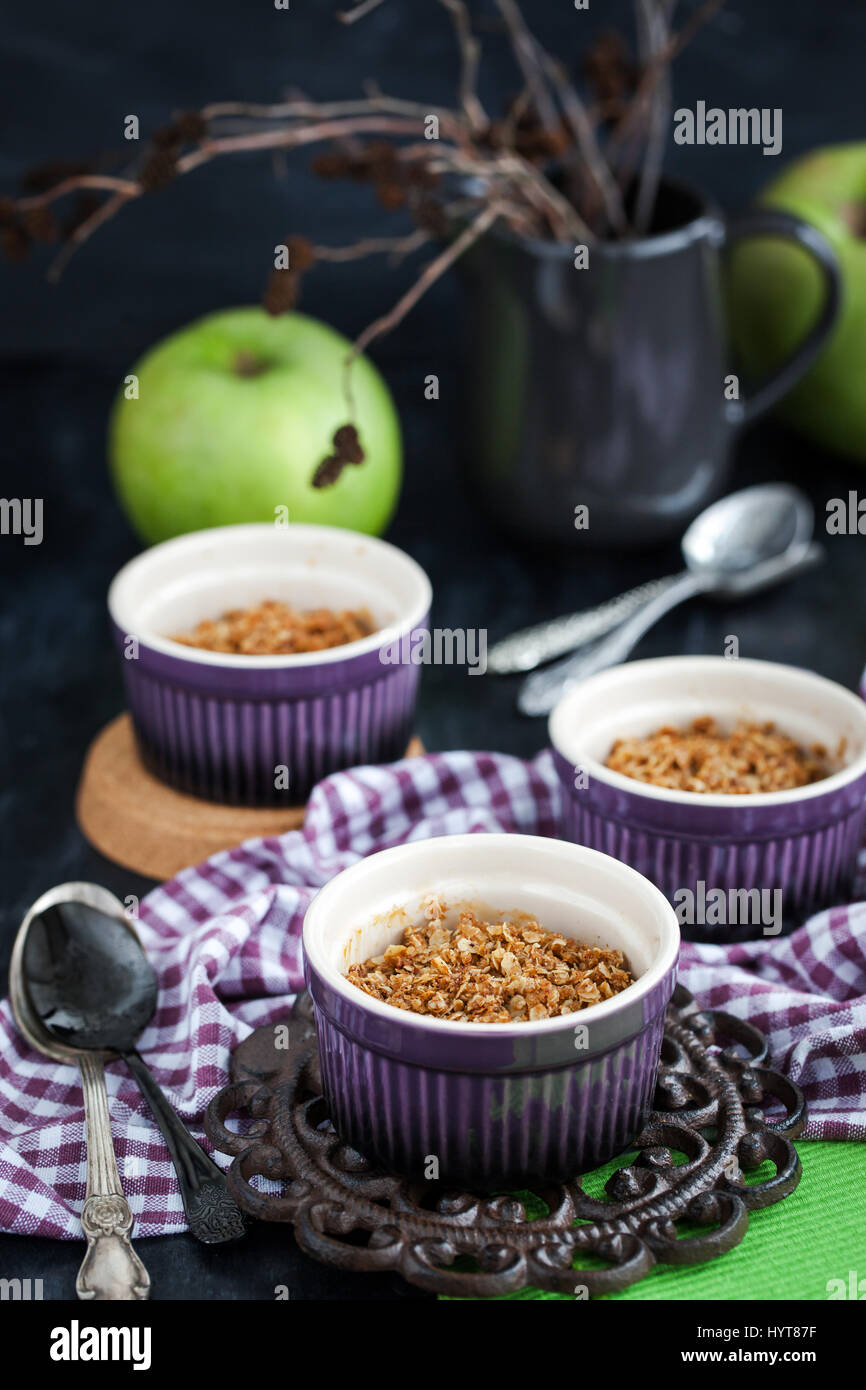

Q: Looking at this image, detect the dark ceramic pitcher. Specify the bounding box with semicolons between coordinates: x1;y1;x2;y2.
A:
459;179;840;547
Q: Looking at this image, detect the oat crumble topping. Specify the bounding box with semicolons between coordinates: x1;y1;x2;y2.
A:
605;716;830;794
171;599;376;655
346;898;633;1023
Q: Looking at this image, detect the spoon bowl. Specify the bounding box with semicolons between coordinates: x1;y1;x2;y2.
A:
680;482;813;583
9;883;134;1064
21;894;157;1055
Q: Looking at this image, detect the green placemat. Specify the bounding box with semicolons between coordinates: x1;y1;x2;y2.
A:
444;1141;866;1301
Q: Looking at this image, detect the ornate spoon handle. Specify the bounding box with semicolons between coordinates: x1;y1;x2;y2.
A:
122;1049;247;1244
487;575;681;674
518;572;707;716
76;1052;151;1301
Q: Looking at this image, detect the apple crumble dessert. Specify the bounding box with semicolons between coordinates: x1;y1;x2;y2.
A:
605;716;830;794
346;899;633;1023
171;599;376;655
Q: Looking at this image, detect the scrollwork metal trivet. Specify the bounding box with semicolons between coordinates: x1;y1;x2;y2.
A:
205;985;806;1298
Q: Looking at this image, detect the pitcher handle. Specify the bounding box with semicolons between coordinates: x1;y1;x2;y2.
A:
724;208;841;427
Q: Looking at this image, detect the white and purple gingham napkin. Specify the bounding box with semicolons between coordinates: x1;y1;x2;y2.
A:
1;749;865;1239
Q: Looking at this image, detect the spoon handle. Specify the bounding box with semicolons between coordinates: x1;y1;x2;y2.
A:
518;571;707;716
123;1049;247;1244
76;1052;151;1301
487;573;682;674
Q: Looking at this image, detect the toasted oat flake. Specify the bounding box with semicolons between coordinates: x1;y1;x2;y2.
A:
346;904;633;1023
605;716;830;795
171;599;375;655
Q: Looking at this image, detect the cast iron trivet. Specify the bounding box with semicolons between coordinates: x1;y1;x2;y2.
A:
206;985;806;1298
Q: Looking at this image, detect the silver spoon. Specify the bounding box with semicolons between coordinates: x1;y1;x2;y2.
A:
10;884;151;1300
518;484;821;717
10;883;247;1298
489;483;815;676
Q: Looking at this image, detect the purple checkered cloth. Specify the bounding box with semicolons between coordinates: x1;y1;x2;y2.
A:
1;750;865;1239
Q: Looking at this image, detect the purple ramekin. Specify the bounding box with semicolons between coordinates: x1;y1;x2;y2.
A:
302;832;680;1186
550;656;866;942
107;523;431;806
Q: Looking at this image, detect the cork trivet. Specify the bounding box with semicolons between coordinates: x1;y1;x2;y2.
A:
76;713;425;882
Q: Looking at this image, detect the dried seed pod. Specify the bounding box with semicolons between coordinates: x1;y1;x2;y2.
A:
21;205;59;244
139;147;179;192
0;221;30;262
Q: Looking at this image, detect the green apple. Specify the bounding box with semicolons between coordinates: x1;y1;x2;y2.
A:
109;307;402;543
728;142;866;460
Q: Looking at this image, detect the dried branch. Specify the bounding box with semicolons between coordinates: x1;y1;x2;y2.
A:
202;94;466;140
345;199;502;396
438;0;487;133
314;227;430;262
15;173;141;211
498;154;590;243
7;112;465;278
338;0;387;23
1;0;729;438
532;46;628;237
633;0;674;233
608;0;726;175
175;115;457;176
4;0;728;277
493;0;560;132
47;189;136;281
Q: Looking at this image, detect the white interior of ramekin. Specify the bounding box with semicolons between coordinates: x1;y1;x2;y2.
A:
303;833;679;1036
107;523;432;668
550;656;866;808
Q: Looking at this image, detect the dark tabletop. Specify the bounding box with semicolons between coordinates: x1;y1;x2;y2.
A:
1;0;865;1299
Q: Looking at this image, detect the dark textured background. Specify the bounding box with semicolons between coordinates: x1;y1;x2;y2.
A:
1;0;864;1299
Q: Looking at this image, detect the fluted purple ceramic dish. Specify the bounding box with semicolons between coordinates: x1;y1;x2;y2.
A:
550;656;866;941
303;832;680;1186
108;523;431;806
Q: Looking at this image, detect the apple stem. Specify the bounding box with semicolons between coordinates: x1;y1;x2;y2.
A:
234;350;269;378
